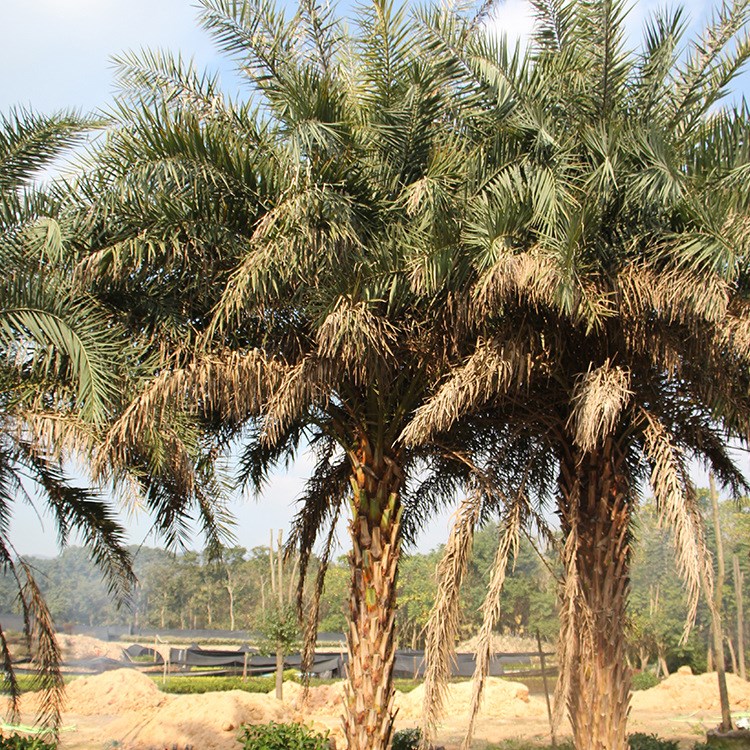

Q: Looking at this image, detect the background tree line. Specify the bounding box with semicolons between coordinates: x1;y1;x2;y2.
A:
4;490;748;673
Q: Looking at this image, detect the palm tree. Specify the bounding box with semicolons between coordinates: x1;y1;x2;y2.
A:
0;107;137;731
401;1;750;748
73;1;480;747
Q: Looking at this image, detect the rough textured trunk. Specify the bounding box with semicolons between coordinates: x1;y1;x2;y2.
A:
343;439;403;750
558;440;631;750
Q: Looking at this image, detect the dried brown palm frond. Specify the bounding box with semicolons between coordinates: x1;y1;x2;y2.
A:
472;251;561;316
420;488;484;745
715;310;750;361
401;337;534;445
14;411;99;462
316;297;398;378
298;502;342;691
261;355;343;446
553;472;590;732
462;496;525;750
641;409;713;636
17;561;64;734
568;360;632;453
101;349;280;457
0;620;19;726
618;262;730;326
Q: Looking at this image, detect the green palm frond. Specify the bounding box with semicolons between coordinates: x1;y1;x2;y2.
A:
634;5;687;118
0;276;123;424
112;48;224;113
668;0;750;135
0;108;96;192
15;440;135;600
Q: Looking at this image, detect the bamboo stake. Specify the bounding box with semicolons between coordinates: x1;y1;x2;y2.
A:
537;629;556;748
734;554;746;680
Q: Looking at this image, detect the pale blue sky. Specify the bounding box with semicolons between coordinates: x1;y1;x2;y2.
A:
1;0;748;558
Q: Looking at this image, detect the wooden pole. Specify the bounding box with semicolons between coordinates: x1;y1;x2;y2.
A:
734;553;746;680
537;629;556;748
702;473;733;732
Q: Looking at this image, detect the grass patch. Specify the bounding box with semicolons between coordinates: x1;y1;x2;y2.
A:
1;674;78;694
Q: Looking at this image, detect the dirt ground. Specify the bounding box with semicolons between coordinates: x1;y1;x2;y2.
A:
5;636;749;749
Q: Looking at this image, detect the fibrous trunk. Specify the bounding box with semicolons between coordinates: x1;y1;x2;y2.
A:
343;441;403;750
558;440;631;750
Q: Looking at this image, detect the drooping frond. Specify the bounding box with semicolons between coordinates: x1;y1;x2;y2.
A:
104;349;280;451
18;441;135;600
401;337;535;444
462;497;524;749
17;562;64;734
568;360;632;453
0;108;95;192
641;409;713;636
420;490;483;744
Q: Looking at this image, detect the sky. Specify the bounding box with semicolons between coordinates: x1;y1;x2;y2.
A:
1;0;749;559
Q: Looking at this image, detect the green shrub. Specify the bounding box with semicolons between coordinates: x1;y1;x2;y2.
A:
628;733;679;750
392;727;422;750
0;735;56;750
239;722;330;750
631;671;660;691
156;675;276;694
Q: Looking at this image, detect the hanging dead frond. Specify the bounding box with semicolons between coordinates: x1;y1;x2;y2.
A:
402;338;531;445
261;355;342;446
316;298;398;381
472;251;561;317
553;456;591;732
18;562;64;734
420;489;484;745
641;409;713;637
462;497;525;749
569;360;632;453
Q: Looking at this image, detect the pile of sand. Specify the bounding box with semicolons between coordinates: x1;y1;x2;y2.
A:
128;690;290;750
275;681;345;716
631;669;750;713
396;677;544;720
56;634;125;662
457;633;544;655
64;668;169;715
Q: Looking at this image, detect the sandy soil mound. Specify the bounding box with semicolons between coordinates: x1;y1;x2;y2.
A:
64;668;168;715
457;633;543;654
631;670;750;713
396;677;544;720
128;690;290;750
57;634;125;662
275;681;345;716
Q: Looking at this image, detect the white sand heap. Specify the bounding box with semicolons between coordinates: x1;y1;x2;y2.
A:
395;677;545;720
64;668;168;715
631;670;750;713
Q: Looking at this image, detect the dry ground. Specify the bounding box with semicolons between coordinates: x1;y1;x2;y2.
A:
5;635;748;749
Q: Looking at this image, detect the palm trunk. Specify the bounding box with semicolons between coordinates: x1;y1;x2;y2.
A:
343;439;403;750
558;440;631;750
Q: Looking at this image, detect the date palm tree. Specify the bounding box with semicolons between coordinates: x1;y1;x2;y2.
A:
402;1;750;748
71;2;474;747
